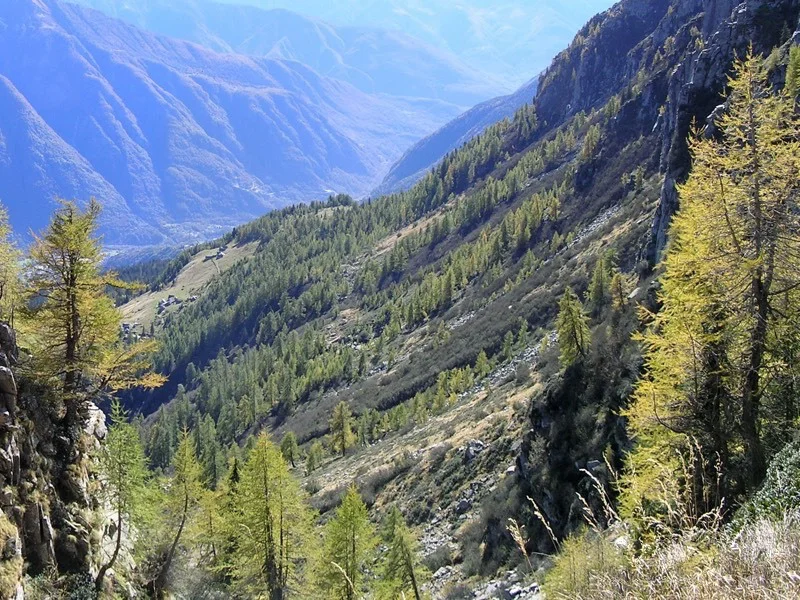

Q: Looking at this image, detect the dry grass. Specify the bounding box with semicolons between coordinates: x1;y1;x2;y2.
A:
569;512;800;599
121;241;258;327
542;445;800;600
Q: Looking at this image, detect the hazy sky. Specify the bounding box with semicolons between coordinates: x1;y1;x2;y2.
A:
210;0;616;87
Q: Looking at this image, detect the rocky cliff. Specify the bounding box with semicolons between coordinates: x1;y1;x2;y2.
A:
0;323;108;598
515;0;800;556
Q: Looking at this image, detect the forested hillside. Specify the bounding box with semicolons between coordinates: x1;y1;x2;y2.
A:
0;0;799;598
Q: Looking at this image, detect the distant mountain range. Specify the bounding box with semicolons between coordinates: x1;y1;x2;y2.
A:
0;0;462;245
208;0;615;89
374;77;540;196
69;0;510;107
0;0;606;248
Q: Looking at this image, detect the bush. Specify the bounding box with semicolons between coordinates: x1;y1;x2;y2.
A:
443;582;472;600
736;440;800;527
423;545;453;574
0;513;21;599
542;528;625;599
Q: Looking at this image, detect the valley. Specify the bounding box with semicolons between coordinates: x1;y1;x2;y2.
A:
0;0;798;598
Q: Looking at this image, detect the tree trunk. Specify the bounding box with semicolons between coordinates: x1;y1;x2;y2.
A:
742;278;769;488
153;492;189;598
95;505;124;594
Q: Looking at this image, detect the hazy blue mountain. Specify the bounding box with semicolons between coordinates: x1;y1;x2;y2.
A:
0;0;460;245
375;77;540;196
208;0;616;88
69;0;510;106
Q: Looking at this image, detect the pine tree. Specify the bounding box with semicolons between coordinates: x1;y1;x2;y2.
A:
95;399;150;593
233;433;312;598
316;486;377;600
330;401;355;457
556;287;591;368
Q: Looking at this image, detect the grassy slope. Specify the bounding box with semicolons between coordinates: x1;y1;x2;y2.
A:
121;241;259;329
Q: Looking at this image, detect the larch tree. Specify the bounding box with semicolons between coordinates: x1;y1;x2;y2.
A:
330;401;355;457
587;255;611;313
786;45;800;100
280;431;300;468
233;433;312;599
25;200;163;425
305;440;325;473
623;52;800;519
95;399;150;594
556;287;592;368
379;506;425;600
152;429;205;598
0;206;19;322
316;486;376;600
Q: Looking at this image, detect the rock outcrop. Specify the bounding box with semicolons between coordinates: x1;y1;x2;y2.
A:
650;0;800;262
0;323;107;597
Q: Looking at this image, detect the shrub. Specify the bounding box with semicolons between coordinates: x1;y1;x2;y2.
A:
443;582;472;600
0;513;21;599
736;440;800;527
541;528;625;599
423;545;453;574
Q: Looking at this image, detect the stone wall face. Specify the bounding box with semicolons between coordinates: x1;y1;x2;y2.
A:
0;322;106;598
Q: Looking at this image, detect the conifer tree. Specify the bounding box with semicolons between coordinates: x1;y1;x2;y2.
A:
0;206;19;321
379;506;425;600
786;45;800;101
330;401;356;457
609;271;628;311
556;287;591;368
25;200;163;424
280;431;300;468
587;256;610;312
474;350;491;379
316;486;376;600
624;52;800;514
306;440;325;473
152;430;205;598
233;433;312;599
95;399;150;593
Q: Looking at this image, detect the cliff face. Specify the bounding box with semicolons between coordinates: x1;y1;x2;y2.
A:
650;0;800;260
514;0;800;555
0;323;107;598
531;0;799;263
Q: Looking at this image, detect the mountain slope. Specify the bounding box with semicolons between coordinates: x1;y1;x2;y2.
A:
0;0;459;245
108;0;799;595
374;77;539;195
69;0;509;107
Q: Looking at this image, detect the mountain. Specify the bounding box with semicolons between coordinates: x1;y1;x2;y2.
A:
374;76;540;195
0;0;460;245
109;0;796;593
1;0;799;597
211;0;616;88
68;0;511;107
